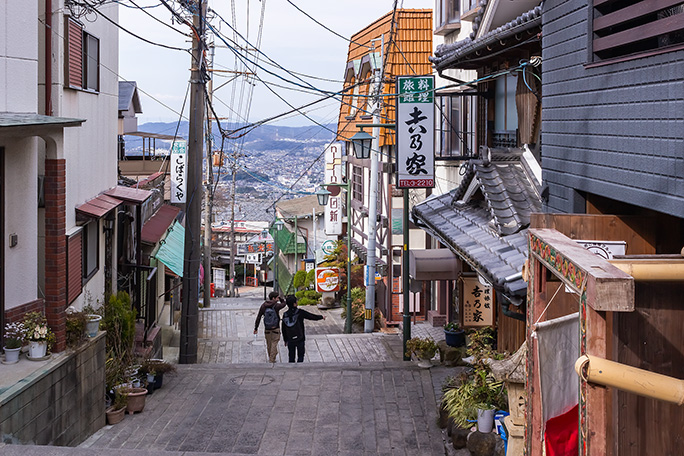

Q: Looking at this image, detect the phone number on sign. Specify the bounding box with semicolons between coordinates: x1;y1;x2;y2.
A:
398;179;434;187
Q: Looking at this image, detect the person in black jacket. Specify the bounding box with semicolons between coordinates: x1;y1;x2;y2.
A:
254;291;286;363
281;295;325;363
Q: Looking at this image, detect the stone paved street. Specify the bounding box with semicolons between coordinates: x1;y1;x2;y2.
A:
1;287;453;456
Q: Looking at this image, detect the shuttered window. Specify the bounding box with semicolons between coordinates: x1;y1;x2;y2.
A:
66;18;83;89
67;229;83;304
352;165;363;203
65;17;100;91
592;1;684;62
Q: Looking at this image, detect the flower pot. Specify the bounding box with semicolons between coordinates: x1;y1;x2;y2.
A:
444;329;466;347
153;372;164;389
125;387;147;414
106;406;126;425
85;314;102;337
476;408;496;433
3;346;20;364
28;340;47;359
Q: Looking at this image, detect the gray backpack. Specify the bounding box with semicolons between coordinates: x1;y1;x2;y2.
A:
263;305;279;330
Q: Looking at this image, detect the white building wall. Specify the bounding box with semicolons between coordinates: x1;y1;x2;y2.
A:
1;1;41;311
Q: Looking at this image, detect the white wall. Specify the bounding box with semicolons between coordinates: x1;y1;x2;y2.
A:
1;0;39;113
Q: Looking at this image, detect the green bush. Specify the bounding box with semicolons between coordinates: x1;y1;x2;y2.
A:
306;269;315;288
297;289;321;306
340;287;383;329
293;270;307;290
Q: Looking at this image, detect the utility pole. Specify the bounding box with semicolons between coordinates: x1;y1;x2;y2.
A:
203;41;214;309
228;152;238;297
364;37;384;333
180;0;206;364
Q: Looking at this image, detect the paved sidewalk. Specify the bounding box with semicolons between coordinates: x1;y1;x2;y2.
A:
79;362;446;456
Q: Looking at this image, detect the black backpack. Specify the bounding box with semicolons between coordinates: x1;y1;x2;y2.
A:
263;305;279;330
282;309;303;341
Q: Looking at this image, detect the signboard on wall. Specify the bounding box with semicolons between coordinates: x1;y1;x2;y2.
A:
315;267;340;293
325;196;343;236
396;75;435;189
324;142;344;236
212;268;226;290
170;140;187;203
462;276;494;327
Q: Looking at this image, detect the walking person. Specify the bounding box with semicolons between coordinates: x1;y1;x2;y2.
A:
254;291;286;363
281;295;325;363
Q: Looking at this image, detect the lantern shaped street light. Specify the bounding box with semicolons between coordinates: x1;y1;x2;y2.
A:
315;186;331;206
275;219;284;231
350;129;374;159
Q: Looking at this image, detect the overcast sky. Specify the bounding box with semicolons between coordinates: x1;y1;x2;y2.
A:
119;0;433;128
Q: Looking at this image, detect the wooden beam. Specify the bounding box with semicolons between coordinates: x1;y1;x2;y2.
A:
608;259;684;281
528;229;635;312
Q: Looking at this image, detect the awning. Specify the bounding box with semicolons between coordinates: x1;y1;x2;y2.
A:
104;185;151;204
76;194;123;220
153;221;185;277
142;205;181;244
409;249;460;281
0;113;84;137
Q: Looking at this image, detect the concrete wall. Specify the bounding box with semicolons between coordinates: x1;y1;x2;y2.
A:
0;333;106;446
541;0;684;217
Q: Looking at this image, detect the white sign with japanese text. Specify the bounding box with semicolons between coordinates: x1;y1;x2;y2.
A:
396;76;435;189
324;142;344;185
325;196;342;235
462;276;494;327
170;140;187;203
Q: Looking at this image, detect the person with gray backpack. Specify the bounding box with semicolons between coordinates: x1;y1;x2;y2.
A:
254;291;286;363
281;295;325;363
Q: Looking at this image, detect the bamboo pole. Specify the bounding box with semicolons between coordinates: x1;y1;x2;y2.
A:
575;355;684;405
608;259;684;281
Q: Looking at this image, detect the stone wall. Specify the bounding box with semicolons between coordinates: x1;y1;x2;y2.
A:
0;333;105;446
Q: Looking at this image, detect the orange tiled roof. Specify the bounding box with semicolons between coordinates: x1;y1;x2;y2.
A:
337;9;433;147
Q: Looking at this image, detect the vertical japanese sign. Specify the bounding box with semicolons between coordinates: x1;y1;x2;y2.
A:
170;140;187;203
396;75;435;188
324;142;343;235
462;276;494;327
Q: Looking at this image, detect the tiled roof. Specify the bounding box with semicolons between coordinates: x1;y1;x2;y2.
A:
412;150;541;298
431;5;542;70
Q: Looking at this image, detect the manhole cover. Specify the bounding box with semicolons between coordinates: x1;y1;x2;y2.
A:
230;375;275;386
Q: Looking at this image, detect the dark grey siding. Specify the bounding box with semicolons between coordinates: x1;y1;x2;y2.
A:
541;0;684;217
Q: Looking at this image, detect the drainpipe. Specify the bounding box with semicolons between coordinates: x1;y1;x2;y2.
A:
45;0;52;115
497;291;526;322
576;355;684;406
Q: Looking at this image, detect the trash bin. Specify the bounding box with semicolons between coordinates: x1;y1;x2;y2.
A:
210;283;215;298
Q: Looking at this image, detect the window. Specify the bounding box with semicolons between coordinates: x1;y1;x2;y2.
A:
66;17;99;91
493;73;518;148
82;220;99;281
592;1;684;62
435;0;460;35
352;165;363;203
437;95;470;159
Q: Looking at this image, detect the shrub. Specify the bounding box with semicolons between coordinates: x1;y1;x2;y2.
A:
405;337;438;359
103;291;136;384
297;289;321;306
65;310;87;347
293;270;307;290
340;287;383;329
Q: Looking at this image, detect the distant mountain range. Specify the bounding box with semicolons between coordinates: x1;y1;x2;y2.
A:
123;121;337;154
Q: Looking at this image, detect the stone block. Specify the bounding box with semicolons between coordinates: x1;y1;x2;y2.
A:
451;426;470;449
467;431;500;456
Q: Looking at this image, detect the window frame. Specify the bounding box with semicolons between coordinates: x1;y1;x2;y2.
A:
65;17;100;92
83;31;100;92
82;220;99;283
352;165;363;203
435;0;460;35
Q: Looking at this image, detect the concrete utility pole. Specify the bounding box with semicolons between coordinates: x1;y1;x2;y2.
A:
228;152;238;297
203;41;214;309
180;0;206;364
364;37;384;333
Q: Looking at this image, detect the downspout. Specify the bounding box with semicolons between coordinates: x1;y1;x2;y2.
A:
437;69;476;89
45;0;52;116
498;271;526;322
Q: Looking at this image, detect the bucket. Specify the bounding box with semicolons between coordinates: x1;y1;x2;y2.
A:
477;408;496;433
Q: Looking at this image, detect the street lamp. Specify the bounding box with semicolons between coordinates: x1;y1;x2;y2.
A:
349;129;374;160
273;218;284;295
261;229;268;300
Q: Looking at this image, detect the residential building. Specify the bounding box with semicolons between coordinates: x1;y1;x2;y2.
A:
414;0;543;351
337;9;433;324
524;2;684;455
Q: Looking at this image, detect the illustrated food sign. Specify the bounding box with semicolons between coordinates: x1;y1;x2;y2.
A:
396;75;434;189
462;276;494;327
315;267;340;293
324;143;343;235
170;140;187;203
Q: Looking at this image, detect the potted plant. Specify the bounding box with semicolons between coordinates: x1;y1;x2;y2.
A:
405;337;438;368
105;388;127;425
65;308;87;347
443;321;465;347
140;358;176;391
23;311;54;359
83;300;103;338
121;386;148;414
3;322;25;364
